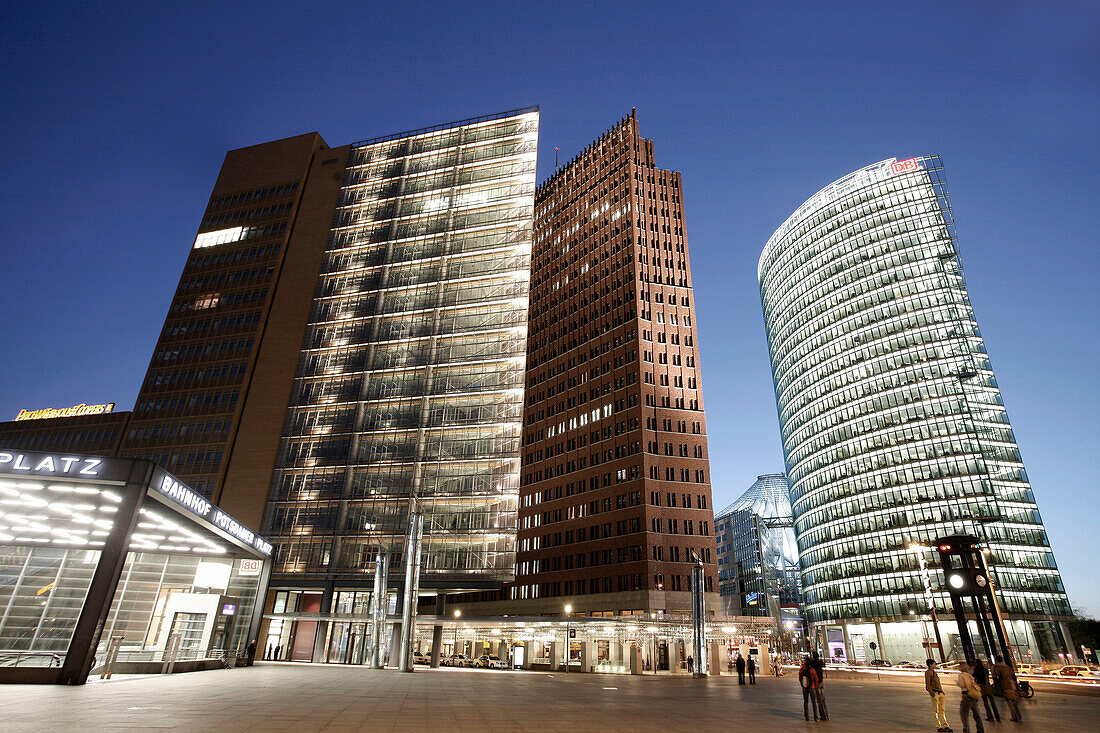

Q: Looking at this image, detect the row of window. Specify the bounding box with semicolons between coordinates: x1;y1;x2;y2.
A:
145;362;249;391
208;181;298;210
135;390;239;416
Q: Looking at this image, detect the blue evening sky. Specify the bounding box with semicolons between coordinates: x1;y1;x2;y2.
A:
1;3;1097;613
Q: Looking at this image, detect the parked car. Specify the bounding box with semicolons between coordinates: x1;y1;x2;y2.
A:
476;655;508;669
412;651;430;665
868;659;892;667
1015;663;1045;675
449;654;475;668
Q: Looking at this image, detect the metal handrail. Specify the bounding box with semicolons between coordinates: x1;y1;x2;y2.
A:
0;650;64;668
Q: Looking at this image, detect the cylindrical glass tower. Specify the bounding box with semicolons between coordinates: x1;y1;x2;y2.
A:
758;156;1071;662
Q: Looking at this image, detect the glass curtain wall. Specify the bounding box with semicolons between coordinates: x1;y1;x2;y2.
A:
268;109;539;591
715;473;800;621
758;156;1070;628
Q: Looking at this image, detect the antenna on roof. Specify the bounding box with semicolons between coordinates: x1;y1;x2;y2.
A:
555;147;560;171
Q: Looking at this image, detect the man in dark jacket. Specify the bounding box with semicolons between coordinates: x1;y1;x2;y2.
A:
809;651;829;720
735;654;746;684
992;656;1022;722
747;655;756;684
972;658;1000;722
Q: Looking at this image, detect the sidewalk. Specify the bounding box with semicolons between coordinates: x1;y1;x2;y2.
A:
0;663;1096;732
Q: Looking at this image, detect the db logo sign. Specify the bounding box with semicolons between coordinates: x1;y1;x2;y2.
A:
238;559;262;576
890;157;921;175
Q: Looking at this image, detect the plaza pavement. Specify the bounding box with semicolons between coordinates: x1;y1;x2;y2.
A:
0;663;1097;732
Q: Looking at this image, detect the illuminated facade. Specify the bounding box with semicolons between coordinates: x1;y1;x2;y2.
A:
759;156;1073;662
714;474;801;624
265;109;539;609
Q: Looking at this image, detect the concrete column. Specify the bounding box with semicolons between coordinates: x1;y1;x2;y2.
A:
669;639;684;674
523;641;535;669
1058;622;1077;663
759;644;771;675
430;595;445;668
708;640;723;676
312;586;334;663
874;621;886;663
579;640;594;672
550;641;562;670
387;621;402;667
630;644;643;675
611;642;624;668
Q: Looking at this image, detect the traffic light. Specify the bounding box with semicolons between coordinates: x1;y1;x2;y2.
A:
935;536;987;596
942;566;991;596
934;533;1011;667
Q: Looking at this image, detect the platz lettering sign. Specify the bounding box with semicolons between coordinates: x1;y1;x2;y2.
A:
890;157;921;175
0;451;103;477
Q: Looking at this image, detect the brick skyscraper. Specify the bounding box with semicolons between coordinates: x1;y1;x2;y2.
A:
458;113;719;616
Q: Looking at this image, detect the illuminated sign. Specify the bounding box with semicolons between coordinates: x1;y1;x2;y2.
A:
0;452;104;477
151;470;273;556
890;157;921;175
238;559;262;576
155;474;213;518
36;581;55;596
15;403;116;421
221;603;237;616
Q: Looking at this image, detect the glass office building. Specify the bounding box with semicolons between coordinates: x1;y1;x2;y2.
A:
758;156;1073;662
265;109;538;632
714;474;801;625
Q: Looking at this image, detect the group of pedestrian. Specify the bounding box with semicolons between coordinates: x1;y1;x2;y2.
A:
926;656;1022;733
798;651;829;721
733;653;758;684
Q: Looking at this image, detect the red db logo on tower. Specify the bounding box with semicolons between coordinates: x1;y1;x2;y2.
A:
890;158;920;174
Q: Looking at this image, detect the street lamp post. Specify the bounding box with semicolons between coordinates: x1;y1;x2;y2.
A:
910;543;946;662
564;604;572;672
453;610;461;661
978;547;1016;666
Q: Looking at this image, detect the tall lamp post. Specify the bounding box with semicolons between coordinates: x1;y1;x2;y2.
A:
564;604;572;672
453;610;461;660
909;543;946;662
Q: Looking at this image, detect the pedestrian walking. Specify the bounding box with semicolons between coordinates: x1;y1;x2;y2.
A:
799;658;820;721
809;650;829;720
736;653;746;684
956;662;986;733
971;658;1000;722
992;656;1022;722
246;638;258;666
748;656;756;684
687;656;694;673
925;658;953;732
